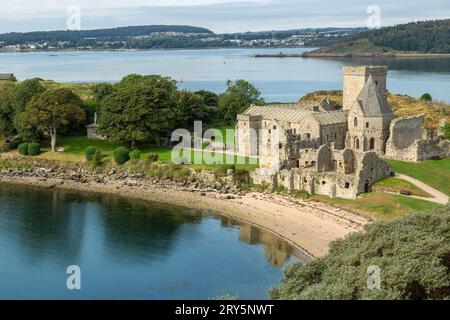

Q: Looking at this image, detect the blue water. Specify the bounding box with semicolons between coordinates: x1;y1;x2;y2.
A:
0;184;303;300
1;48;449;103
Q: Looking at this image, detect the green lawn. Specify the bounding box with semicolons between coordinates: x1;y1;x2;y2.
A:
315;192;441;220
372;177;431;198
36;135;258;170
386;158;450;196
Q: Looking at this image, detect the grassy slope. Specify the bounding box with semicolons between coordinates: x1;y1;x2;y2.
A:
315;192;440;220
300;91;450;129
372;177;431;198
386;158;450;196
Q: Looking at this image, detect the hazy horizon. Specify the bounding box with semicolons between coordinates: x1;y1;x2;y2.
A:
0;0;448;34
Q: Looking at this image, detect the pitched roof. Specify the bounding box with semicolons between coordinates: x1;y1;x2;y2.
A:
355;75;393;117
310;110;349;125
242;104;310;123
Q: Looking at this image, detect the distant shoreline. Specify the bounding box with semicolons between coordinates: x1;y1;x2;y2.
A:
0;46;314;54
251;52;450;59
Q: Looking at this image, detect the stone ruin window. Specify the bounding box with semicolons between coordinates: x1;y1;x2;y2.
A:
303;178;307;183
311;161;317;166
321;181;326;185
279;143;283;149
344;182;350;189
354;117;358;127
354;137;360;149
305;161;309;165
366;122;369;128
369;138;375;150
327;134;330;141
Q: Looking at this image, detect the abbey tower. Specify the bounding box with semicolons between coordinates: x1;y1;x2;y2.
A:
343;66;388;110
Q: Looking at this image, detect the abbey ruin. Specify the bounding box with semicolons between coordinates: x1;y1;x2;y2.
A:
236;66;450;199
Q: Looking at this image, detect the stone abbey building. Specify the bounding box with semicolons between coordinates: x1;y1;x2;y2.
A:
236;66;450;199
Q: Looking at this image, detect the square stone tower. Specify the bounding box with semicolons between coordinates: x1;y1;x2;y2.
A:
343;66;388;110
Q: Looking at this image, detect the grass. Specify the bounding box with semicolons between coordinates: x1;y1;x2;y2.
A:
386;158;450;196
314;192;441;220
28;135;258;170
372;177;431;198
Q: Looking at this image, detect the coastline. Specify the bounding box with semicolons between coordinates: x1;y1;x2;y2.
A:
0;173;369;258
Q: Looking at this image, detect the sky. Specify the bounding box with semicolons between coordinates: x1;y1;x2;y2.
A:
0;0;449;34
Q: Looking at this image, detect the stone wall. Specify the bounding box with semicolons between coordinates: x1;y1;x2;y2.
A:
386;115;450;161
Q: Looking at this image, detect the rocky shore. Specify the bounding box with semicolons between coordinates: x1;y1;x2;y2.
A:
0;155;369;258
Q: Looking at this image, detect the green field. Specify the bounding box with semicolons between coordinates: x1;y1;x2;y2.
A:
315;192;440;220
372;177;431;198
34;135;258;170
386;158;450;196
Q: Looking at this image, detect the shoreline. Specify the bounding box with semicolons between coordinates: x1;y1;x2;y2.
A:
0;174;369;258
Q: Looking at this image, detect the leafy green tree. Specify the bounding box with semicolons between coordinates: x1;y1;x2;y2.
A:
420;93;432;101
218;80;264;123
0;82;17;137
195;90;219;107
21;89;85;152
10;79;46;140
174;90;208;127
270;205;450;300
98;75;176;148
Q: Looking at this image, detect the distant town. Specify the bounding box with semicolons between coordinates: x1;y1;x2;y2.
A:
0;25;365;51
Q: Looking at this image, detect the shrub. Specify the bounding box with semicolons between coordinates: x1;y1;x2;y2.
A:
27;143;41;156
9;138;22;150
270;205;450;300
85;146;97;161
420;93;432;101
0;139;9;153
113;147;130;165
92;149;103;166
214;164;235;178
129;149;141;160
144;152;159;163
18;143;29;155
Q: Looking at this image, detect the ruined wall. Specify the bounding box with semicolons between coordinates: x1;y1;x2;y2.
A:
320;123;348;149
355;152;391;193
387;115;424;149
385;115;450;161
236;114;262;157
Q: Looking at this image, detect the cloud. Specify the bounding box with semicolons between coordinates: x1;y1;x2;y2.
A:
0;0;448;33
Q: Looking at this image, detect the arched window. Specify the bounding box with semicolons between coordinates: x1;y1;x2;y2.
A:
354;117;358;127
354;138;360;149
369;138;375;150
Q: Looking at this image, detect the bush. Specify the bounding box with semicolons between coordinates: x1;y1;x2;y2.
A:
129;149;141;160
18;143;29;155
144;152;159;163
85;146;97;161
92;149;103;166
270;205;450;300
9;138;22;150
27;143;41;156
420;93;432;101
0;139;9;153
113;147;130;165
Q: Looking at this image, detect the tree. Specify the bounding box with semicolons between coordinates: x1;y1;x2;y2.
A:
174;90;208;127
10;78;46;140
97;75;176;148
420;93;432;101
218;80;264;123
0;82;17;137
270;205;450;300
195;90;219;107
444;121;450;140
21;89;85;152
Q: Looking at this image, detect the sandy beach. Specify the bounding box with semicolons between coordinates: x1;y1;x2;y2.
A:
0;174;369;258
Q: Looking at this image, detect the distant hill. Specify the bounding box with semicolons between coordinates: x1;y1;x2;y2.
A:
0;25;213;45
305;19;450;57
